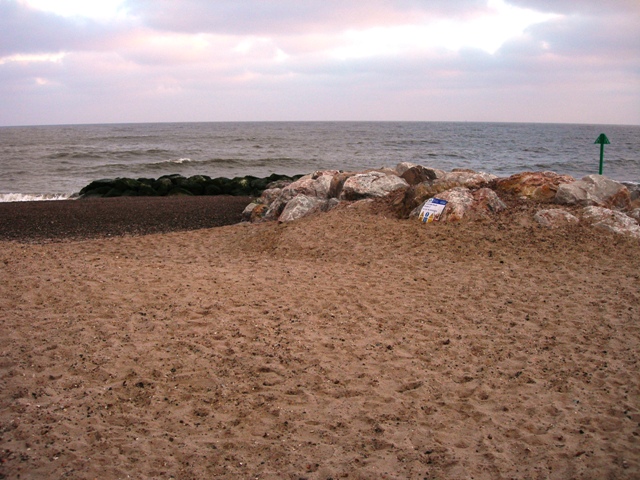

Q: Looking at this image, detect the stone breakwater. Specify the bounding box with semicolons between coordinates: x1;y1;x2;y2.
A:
241;163;640;238
77;173;303;199
76;164;640;238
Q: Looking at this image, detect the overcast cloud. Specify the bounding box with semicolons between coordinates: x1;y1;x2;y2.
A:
0;0;638;126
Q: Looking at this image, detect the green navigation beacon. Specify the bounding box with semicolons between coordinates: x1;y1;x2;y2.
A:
594;133;610;175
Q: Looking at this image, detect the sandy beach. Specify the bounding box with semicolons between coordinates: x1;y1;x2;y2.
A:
1;195;639;479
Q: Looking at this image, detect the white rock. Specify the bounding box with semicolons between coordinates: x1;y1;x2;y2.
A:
534;209;579;228
282;173;334;199
429;171;497;190
582;206;640;238
278;194;326;223
339;172;408;201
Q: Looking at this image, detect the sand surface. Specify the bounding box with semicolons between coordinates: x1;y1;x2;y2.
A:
1;197;639;479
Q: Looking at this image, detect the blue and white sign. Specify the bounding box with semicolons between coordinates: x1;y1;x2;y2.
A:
419;198;448;223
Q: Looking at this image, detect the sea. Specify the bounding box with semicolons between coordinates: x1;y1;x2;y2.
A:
0;121;638;202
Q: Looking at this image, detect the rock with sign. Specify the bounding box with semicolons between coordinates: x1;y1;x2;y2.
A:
418;198;448;222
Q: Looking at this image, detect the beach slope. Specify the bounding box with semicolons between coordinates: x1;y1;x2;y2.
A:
1;198;639;479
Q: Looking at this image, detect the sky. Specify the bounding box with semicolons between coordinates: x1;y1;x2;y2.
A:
1;0;638;126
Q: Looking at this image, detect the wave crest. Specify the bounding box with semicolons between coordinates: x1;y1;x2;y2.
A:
0;193;73;203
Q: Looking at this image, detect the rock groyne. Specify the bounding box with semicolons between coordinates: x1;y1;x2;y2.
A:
78;173;303;199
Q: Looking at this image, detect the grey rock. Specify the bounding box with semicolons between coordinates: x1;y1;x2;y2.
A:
621;182;640;201
555;175;631;209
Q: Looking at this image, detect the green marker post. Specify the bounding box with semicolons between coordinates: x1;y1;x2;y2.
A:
594;133;610;175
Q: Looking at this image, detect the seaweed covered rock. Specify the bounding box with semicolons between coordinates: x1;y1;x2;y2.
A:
78;173;301;199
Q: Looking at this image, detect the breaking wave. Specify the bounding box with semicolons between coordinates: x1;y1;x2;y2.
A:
0;193;74;203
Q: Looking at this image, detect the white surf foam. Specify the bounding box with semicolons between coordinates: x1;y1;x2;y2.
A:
0;193;74;202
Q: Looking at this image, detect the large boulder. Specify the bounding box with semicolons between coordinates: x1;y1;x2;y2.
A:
434;187;475;222
180;175;210;195
472;188;508;216
534;209;580;228
259;187;284;206
113;177;143;193
494;171;575;202
78;178;117;198
386;185;421;219
166;187;193;196
395;162;418;176
281;170;336;199
414;170;497;200
390;170;497;218
278;194;325;222
277;195;339;223
261;171;337;220
555;175;631;210
582;206;640;238
134;180;157;196
400;165;440;186
242;202;270;222
263;190;298;220
328;172;357;198
410;187;506;222
339;172;408;201
434;170;497;191
621;182;640;202
80;177;154;197
395;162;445;178
152;177;174;196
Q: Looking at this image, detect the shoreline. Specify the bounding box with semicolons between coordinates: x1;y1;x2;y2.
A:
0;195;253;242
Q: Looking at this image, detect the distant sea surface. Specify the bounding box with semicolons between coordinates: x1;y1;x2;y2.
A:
1;121;638;201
